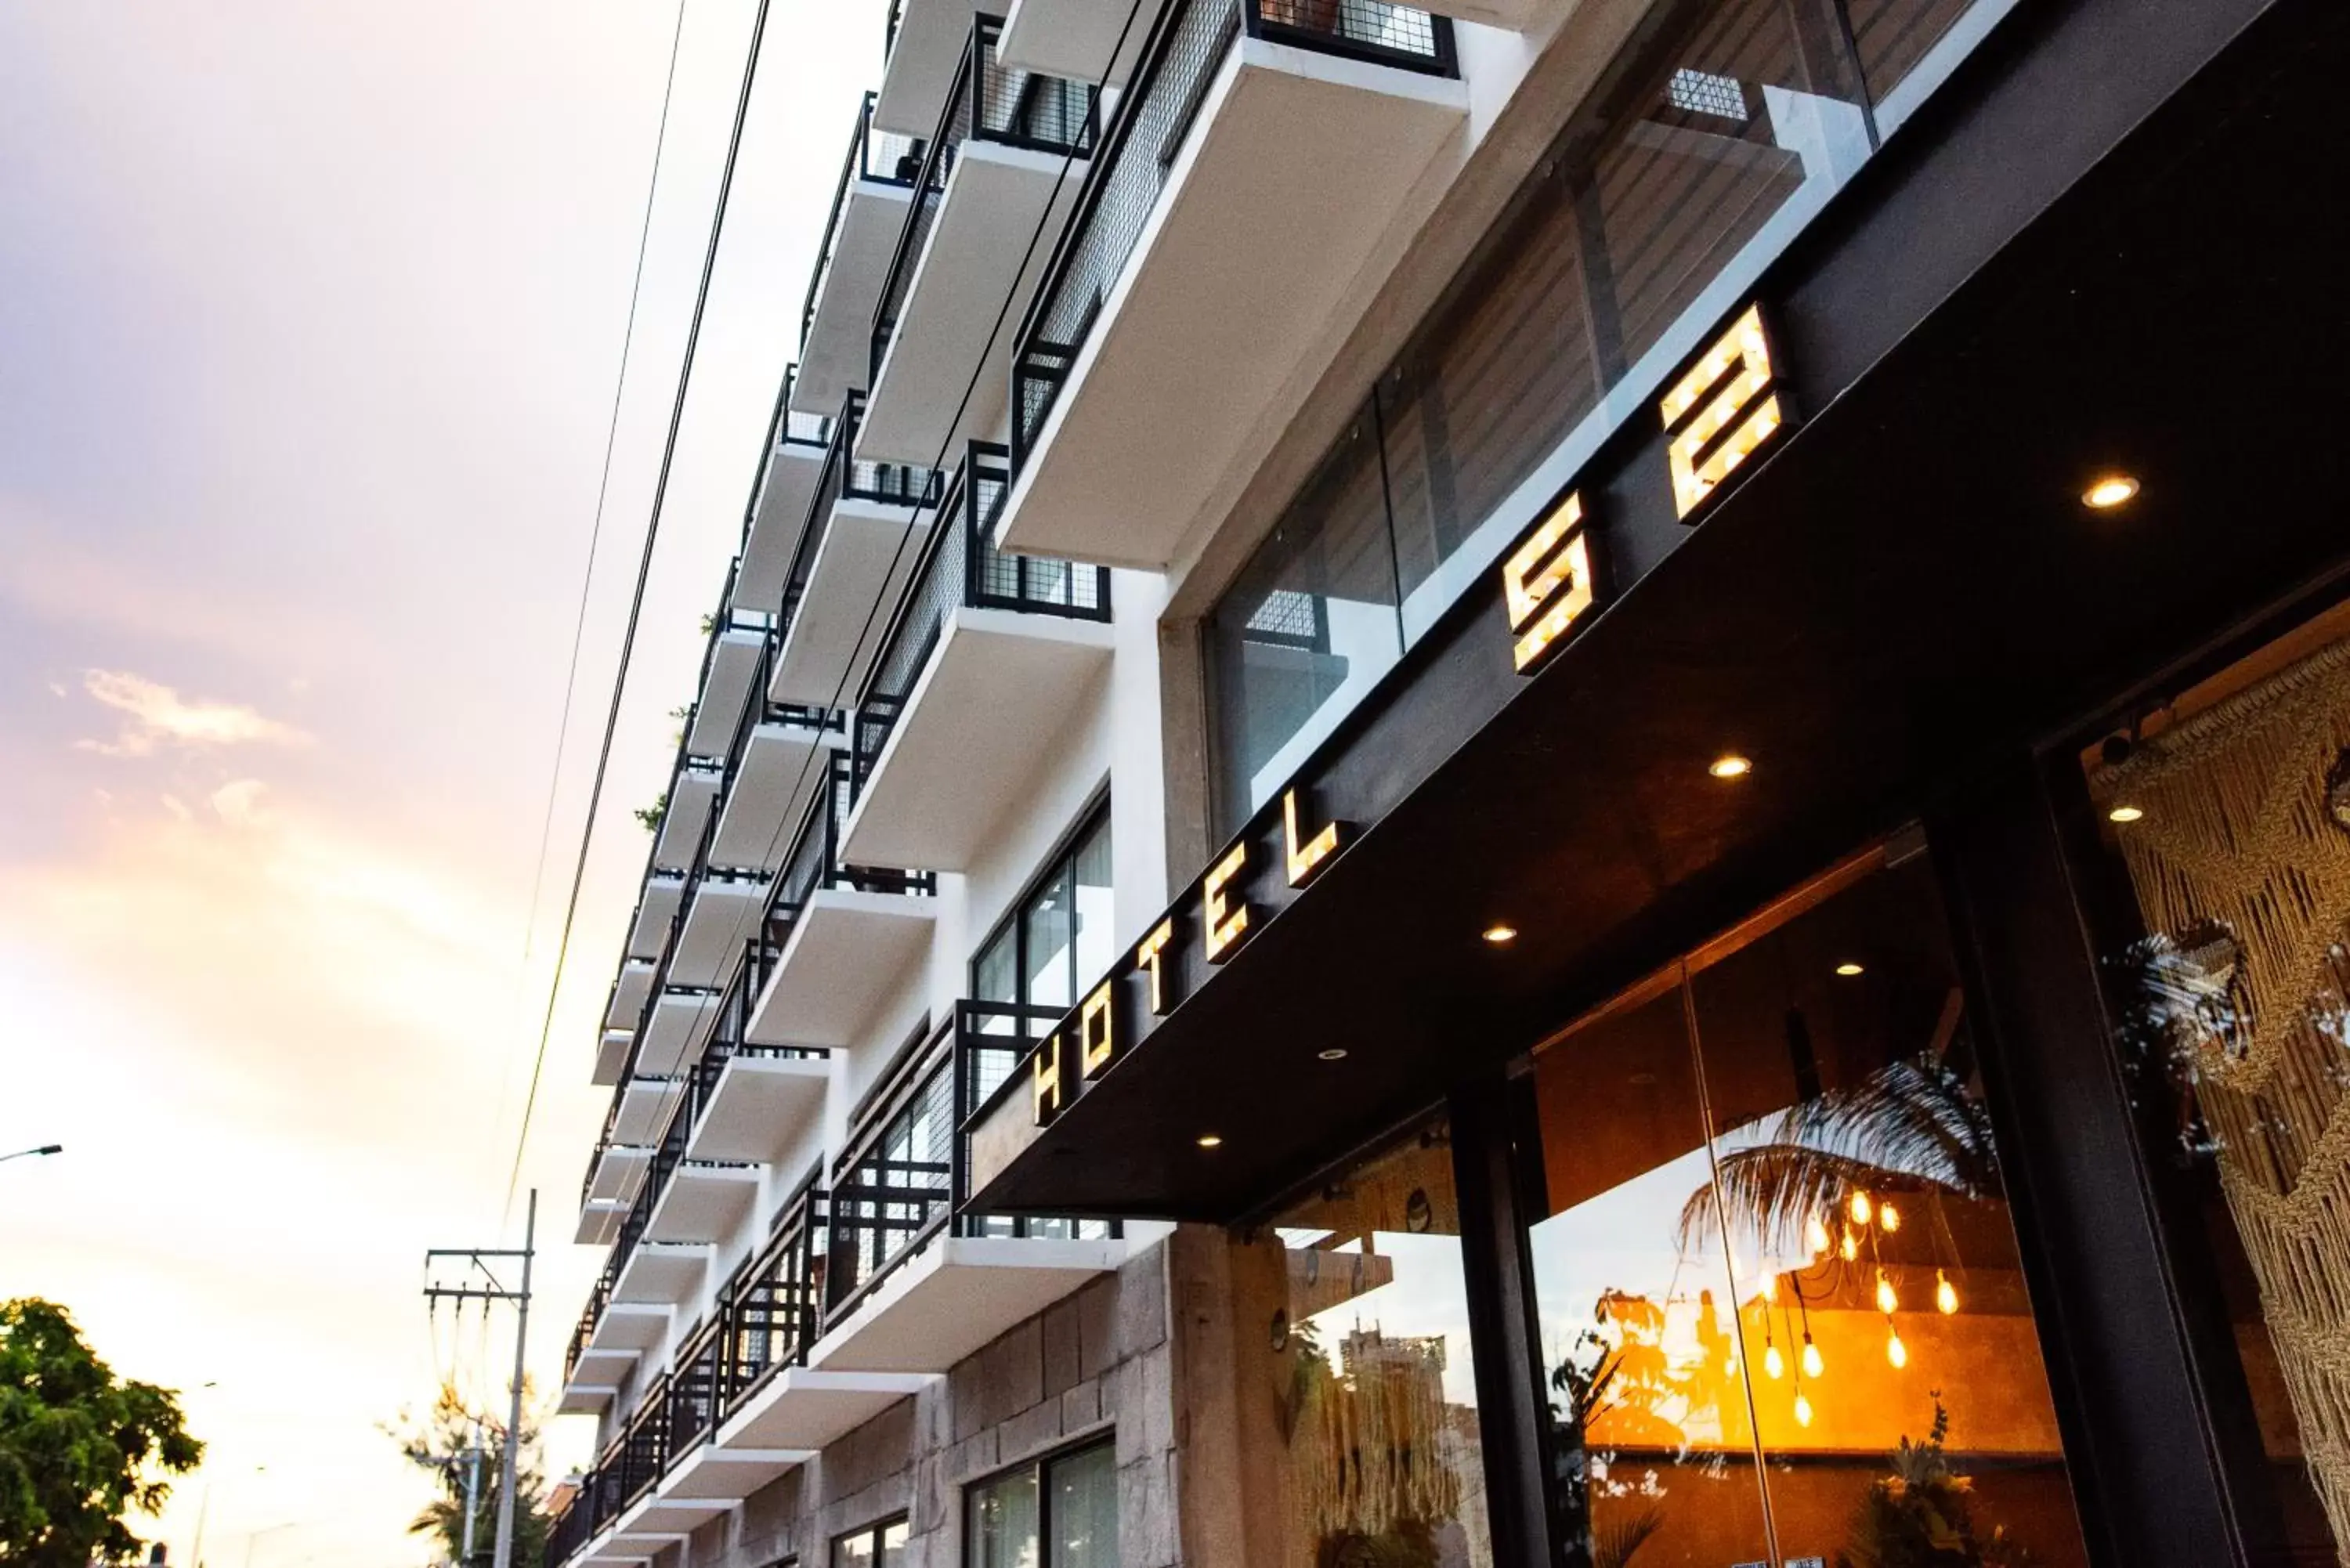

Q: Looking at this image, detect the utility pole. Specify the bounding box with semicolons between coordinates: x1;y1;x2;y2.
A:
458;1425;485;1568
423;1190;537;1568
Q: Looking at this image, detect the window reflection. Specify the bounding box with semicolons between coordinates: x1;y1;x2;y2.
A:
1530;856;2088;1568
1246;1119;1492;1568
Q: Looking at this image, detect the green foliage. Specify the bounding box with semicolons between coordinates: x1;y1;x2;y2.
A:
389;1382;549;1568
0;1298;202;1567
632;792;667;833
1838;1395;2034;1568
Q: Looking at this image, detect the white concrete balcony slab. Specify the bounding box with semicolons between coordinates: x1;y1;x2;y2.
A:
583;1300;669;1361
605;959;656;1032
635;990;724;1078
587;1143;653;1204
746;891;936;1049
625;874;686;963
1000;0;1150;84
555;1374;619;1416
613;1241;714;1305
656;1443;811;1505
842;608;1113;871
610;1078;684;1147
873;0;983;135
1000;28;1467;567
687;626;773;762
797;98;921;416
769;500;931;707
686;1053;831;1164
652;765;723;873
715;1365;935;1452
733;408;833;615
708;714;841;871
575;1198;630;1247
592;1028;634;1088
811;1235;1123;1372
668;874;768;988
642;1162;761;1244
860;143;1086;466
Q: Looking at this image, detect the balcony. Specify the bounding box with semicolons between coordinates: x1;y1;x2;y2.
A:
732;367;836;614
707;703;844;872
608;1075;683;1147
841;444;1112;872
859;16;1097;467
999;0;1466;568
768;394;940;710
651;761;724;873
873;0;982;135
624;873;687;963
585;1139;653;1202
574;1198;629;1248
683;968;831;1164
795;95;924;417
603;959;656;1033
808;1002;1121;1373
632;987;722;1078
685;597;777;764
998;0;1154;85
640;1099;759;1247
668;870;769;988
746;755;938;1049
592;1028;633;1087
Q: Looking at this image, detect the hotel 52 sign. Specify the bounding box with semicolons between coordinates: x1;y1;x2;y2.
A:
1029;303;1790;1125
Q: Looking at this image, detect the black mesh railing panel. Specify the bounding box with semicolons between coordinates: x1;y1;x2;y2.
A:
666;1320;725;1454
1253;0;1442;60
801;92;925;352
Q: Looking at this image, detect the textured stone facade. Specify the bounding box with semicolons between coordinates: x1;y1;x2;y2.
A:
667;1239;1180;1568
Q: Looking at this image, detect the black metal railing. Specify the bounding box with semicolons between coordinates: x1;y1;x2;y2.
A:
770;753;938;938
852;442;1111;790
549;1484;594;1566
776;363;833;451
615;1375;671;1508
870;16;1097;386
686;952;829;1135
564;1269;613;1386
825;1000;1116;1327
665;1314;727;1458
801;92;927;356
721;1177;828;1409
1010;0;1455;464
776;392;942;656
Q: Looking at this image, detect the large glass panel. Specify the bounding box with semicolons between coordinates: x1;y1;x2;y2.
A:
1207;417;1402;832
1685;858;2086;1567
1530;856;2088;1567
970;1467;1041;1568
974;923;1019;1007
1022;864;1078;1014
1530;977;1777;1568
1047;1441;1119;1568
1847;0;1983;117
879;1519;907;1568
1244;1118;1491;1568
2080;605;2350;1565
1072;814;1115;989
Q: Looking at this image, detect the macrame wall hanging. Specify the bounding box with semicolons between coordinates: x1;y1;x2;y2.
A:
2094;635;2350;1562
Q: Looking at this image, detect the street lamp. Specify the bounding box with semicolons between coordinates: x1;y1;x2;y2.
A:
0;1145;61;1164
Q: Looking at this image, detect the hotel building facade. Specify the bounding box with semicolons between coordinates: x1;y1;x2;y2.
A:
549;0;2348;1564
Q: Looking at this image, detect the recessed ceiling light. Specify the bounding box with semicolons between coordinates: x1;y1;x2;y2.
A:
1482;924;1518;945
1317;1048;1349;1062
1709;754;1753;779
1195;1133;1223;1149
2082;475;2139;509
1835;962;1864;977
2108;804;2145;823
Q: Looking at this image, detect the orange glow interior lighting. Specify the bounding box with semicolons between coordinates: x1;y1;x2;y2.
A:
2108;804;2146;823
1482;924;1518;945
1835;961;1865;977
1317;1047;1348;1061
1709;754;1753;779
2083;475;2141;509
1195;1133;1223;1149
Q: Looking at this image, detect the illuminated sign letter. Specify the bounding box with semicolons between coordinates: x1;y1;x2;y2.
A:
1501;490;1595;673
1283;788;1343;887
1031;1033;1065;1125
1079;979;1116;1078
1202;841;1250;962
1134;918;1177;1015
1661;303;1784;518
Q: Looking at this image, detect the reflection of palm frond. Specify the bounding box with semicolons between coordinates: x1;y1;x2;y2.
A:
1594;1505;1665;1568
1679;1055;2000;1255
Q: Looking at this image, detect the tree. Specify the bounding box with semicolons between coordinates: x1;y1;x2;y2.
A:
0;1297;202;1566
389;1381;550;1568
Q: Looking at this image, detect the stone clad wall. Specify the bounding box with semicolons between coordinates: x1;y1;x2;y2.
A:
673;1240;1180;1568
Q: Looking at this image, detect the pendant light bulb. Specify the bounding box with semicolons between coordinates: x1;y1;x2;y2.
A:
1801;1335;1824;1379
1886;1329;1908;1369
1879;1201;1902;1234
1936;1270;1960;1315
1875;1271;1899;1316
1849;1190;1874;1227
1759;1273;1779;1303
1763;1341;1784;1380
1806;1216;1831;1257
1793;1392;1814;1428
1840;1230;1860;1263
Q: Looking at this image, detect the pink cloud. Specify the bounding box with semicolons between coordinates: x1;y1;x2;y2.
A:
77;668;310;757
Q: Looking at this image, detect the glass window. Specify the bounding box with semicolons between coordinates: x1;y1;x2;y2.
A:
1528;854;2089;1567
967;1439;1118;1568
1243;1117;1493;1568
830;1519;906;1568
971;804;1112;1021
2078;603;2350;1565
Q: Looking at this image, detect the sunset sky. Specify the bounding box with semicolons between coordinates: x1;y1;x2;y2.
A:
0;3;880;1563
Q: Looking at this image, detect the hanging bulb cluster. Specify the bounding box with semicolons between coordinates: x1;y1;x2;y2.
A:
1806;1215;1831;1258
1937;1269;1961;1315
1849;1190;1874;1227
1840;1230;1860;1263
1879;1201;1903;1234
1793;1391;1815;1427
1801;1332;1824;1378
1763;1337;1785;1380
1885;1326;1908;1368
1875;1270;1899;1316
